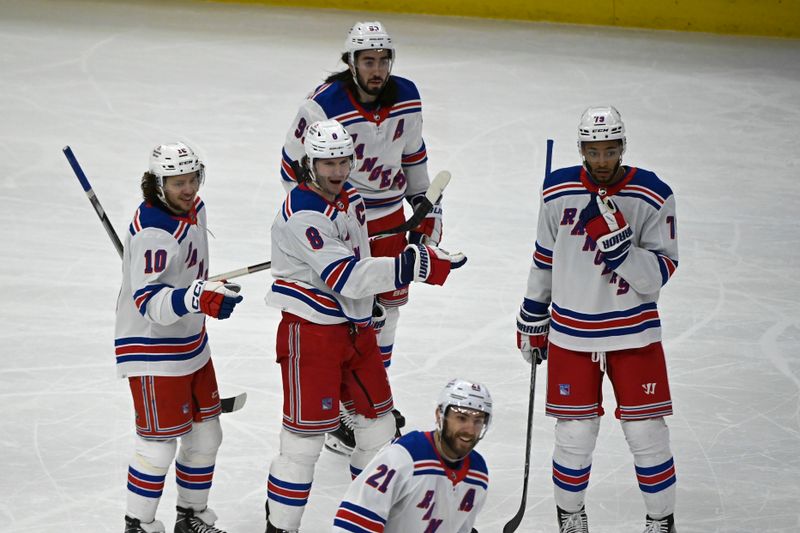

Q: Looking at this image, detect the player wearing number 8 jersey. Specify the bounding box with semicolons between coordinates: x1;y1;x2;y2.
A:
265;120;465;533
333;378;490;533
516;107;679;533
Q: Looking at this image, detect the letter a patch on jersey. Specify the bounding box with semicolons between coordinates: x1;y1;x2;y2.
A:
393;118;405;141
459;488;476;512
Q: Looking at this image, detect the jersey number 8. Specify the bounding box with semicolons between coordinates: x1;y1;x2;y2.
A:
305;227;324;249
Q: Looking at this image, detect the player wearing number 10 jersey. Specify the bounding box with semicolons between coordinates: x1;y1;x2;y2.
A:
117;143;243;533
333;379;491;533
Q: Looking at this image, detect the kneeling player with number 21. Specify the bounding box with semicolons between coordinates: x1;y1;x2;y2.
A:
334;378;490;533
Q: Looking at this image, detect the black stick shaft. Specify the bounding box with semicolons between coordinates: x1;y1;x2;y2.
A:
63;146;124;258
503;139;553;532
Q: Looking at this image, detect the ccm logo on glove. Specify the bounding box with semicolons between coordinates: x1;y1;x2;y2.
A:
184;280;243;320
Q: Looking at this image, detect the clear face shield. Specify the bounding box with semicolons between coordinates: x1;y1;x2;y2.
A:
438;405;490;441
580;141;624;186
307;155;355;185
349;49;394;96
155;165;204;204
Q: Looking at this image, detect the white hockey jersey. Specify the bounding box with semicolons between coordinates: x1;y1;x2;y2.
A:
280;77;430;221
333;430;489;533
523;165;679;352
115;198;211;378
266;182;405;326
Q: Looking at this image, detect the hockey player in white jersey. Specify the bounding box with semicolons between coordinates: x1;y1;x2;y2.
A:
279;21;441;454
516;107;679;533
265;120;465;533
118;143;243;533
333;378;491;533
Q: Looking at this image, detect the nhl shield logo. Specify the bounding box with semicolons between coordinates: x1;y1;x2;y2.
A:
321;397;333;410
559;384;571;396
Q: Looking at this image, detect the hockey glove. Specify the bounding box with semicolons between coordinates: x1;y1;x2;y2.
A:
371;301;387;332
579;193;633;269
183;280;243;320
407;192;443;246
516;309;549;365
397;244;466;286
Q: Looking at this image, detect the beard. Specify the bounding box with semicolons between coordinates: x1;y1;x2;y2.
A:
356;73;387;96
441;425;479;460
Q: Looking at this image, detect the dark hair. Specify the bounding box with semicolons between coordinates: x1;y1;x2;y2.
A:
324;52;398;108
141;172;165;206
291;157;312;184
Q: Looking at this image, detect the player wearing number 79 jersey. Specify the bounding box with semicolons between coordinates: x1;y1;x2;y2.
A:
333;379;491;533
516;107;680;533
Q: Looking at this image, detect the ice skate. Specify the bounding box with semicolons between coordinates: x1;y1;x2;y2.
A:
125;516;165;533
325;408;356;456
557;505;589;533
174;506;225;533
643;513;676;533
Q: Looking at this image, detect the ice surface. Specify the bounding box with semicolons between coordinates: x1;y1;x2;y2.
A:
1;1;799;531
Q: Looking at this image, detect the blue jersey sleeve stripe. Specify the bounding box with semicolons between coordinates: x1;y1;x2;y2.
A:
521;298;549;316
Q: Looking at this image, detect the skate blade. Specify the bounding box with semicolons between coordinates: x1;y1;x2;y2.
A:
324;441;354;457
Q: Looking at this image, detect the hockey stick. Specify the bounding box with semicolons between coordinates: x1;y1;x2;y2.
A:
208;260;271;282
503;139;553;533
503;360;539;533
63;146;246;414
370;170;451;240
63;146;125;259
207;170;452;279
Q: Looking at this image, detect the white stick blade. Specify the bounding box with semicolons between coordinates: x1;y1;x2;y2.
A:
425;170;451;203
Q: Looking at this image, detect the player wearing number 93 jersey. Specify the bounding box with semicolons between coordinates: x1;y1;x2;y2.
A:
333;379;491;533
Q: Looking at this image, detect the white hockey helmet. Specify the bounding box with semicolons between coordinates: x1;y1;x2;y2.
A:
148;142;205;201
437;378;493;436
577;105;627;155
345;21;394;64
304;119;355;182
